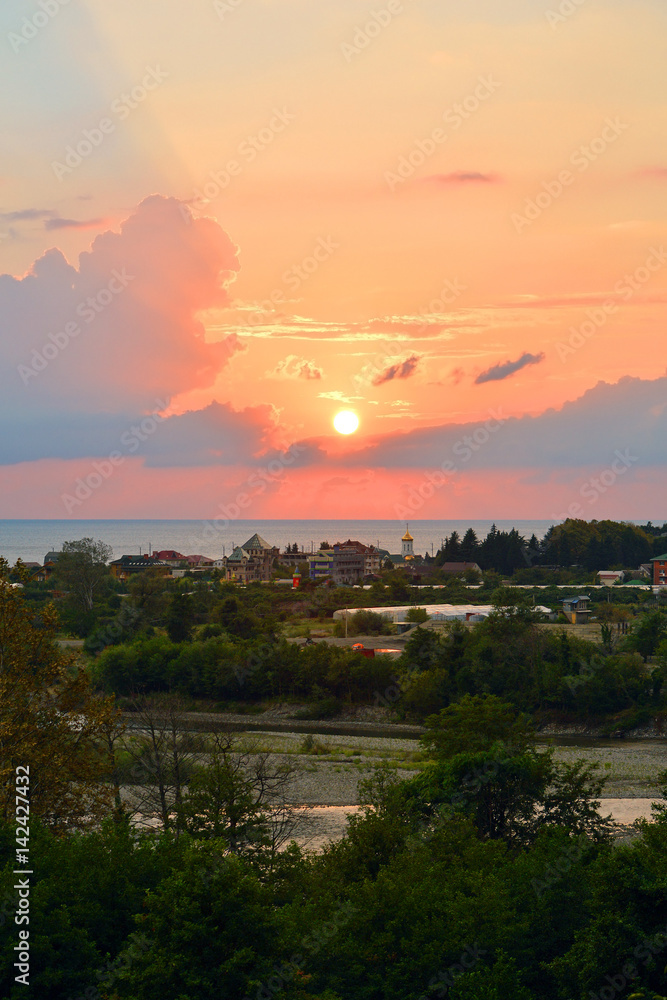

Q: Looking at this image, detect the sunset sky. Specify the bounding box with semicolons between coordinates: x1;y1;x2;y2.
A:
1;0;666;520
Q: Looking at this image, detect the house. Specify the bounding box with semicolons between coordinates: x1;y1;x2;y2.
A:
562;595;592;624
32;552;62;581
224;546;254;583
153;549;186;567
185;554;214;568
24;561;50;582
302;540;381;584
597;570;624;587
332;547;365;585
223;534;280;583
333;540;381;580
651;554;667;588
307;551;335;580
109;555;171;581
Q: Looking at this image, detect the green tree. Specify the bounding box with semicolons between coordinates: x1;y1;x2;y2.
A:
216;596;264;639
338;609;391;636
0;560;121;831
127;567;172;624
54;537;113;613
417;695;612;847
177;732;302;856
626;611;667;662
460;527;479;561
422;694;536;760
110;849;279;1000
165;592;194;643
0;817;185;1000
406;606;429;624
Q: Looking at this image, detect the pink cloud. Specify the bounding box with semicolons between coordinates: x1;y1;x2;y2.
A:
1;195;241;416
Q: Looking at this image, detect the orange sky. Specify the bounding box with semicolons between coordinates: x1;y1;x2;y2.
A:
0;0;666;519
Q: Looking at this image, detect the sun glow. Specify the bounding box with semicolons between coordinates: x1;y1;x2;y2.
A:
333;410;359;435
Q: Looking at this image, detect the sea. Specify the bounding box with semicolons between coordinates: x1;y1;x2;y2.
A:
3;518;565;564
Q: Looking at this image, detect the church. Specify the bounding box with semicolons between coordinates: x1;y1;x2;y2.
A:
383;526;422;567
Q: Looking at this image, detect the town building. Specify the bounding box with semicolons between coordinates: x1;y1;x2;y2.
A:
109;555;172;581
331;547;365;585
562;595;592;624
186;554;214;568
385;527;427;569
334;540;381;579
301;540;381;584
651;553;667;588
153;550;186;567
222;533;280;583
307;551;335;580
597;570;624;586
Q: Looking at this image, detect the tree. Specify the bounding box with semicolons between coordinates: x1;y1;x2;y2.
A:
54;537;113;612
625;611;667;662
177;731;304;856
422;694;536;761
118;695;205;834
339;609;392;636
417;695;612;847
460;528;479;561
406;607;429;624
109;849;279;1000
165;592;194;643
127;567;172;624
0;560;121;831
216;596;264;639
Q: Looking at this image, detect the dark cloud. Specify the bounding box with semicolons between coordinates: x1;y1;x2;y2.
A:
0;208;56;222
44;217;106;231
475;351;545;384
0;401;275;469
372;354;420;386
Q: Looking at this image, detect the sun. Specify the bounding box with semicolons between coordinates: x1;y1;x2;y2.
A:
333;410;359;435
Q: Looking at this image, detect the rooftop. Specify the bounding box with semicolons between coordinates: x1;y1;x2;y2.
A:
241;533;273;551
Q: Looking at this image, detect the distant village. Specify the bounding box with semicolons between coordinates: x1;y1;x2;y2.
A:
23;526;667;609
30;529;433;587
